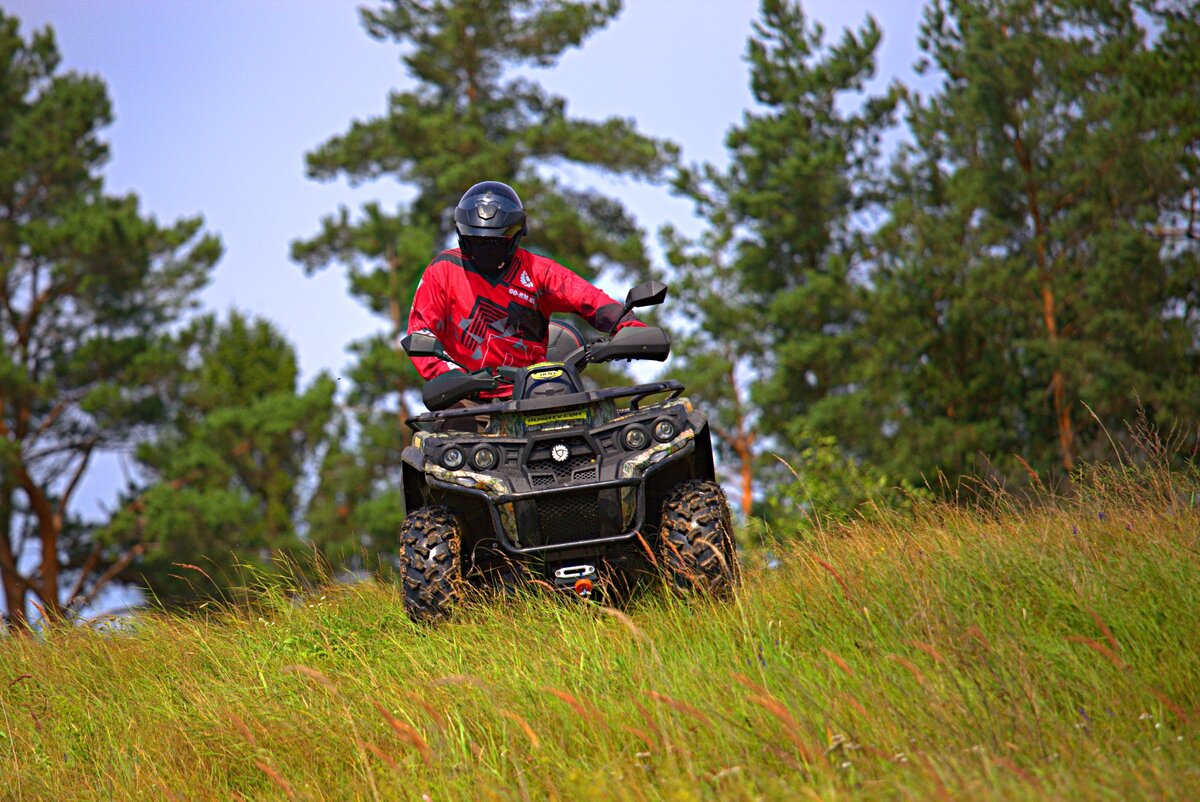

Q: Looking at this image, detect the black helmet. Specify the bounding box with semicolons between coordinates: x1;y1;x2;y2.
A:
454;181;527;273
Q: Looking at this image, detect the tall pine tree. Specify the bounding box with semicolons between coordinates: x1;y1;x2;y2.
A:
0;13;220;628
865;0;1200;484
665;0;899;516
98;313;336;605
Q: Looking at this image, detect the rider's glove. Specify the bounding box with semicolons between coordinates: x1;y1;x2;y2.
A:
614;317;647;333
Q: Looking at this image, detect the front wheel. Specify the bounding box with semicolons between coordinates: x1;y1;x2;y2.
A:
399;506;462;621
659;480;740;595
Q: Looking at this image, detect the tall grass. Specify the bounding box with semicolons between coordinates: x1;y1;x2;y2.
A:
2;463;1198;800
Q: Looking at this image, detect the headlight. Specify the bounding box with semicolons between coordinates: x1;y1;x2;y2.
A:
653;418;677;442
441;447;465;470
622;425;649;450
471;445;498;470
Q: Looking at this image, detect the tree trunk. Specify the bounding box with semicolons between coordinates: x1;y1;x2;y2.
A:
0;481;30;632
17;465;64;619
725;350;756;516
1013;127;1074;472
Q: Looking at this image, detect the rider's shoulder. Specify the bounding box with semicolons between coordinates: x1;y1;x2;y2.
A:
428;248;467;269
517;246;567;273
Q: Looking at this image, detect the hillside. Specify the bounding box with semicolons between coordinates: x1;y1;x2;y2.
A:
3;472;1198;801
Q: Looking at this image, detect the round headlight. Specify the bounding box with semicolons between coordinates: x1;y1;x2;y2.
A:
653;418;677;442
471;445;497;470
622;425;649;450
441;447;465;470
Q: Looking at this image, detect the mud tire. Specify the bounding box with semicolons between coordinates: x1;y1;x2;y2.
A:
400;506;462;622
659;480;740;595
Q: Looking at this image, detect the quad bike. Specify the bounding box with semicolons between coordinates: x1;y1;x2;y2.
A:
398;281;739;621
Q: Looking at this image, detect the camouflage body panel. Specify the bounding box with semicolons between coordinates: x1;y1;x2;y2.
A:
618;423;696;525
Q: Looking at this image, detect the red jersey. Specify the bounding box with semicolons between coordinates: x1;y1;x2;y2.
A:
406;248;632;394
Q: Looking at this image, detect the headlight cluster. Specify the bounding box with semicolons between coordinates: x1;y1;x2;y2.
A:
440;445;499;470
621;417;678;451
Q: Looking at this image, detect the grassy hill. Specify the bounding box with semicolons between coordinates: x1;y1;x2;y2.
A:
2;467;1198;800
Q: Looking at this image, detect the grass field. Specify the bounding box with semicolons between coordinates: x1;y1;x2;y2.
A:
2;465;1198;800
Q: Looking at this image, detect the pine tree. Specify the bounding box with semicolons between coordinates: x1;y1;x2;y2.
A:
865;0;1200;484
0;13;220;628
294;0;676;560
98;313;336;605
664;0;899;516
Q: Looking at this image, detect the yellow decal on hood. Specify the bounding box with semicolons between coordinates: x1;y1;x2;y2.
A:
525;409;587;427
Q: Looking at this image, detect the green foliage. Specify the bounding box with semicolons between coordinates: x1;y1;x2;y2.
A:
664;0;898;517
4;468;1199;799
0;11;220;622
748;429;929;544
99;312;336;604
859;0;1200;484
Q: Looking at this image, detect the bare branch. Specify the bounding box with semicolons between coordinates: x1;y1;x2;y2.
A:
75;543;145;611
64;544;101;608
56;441;98;519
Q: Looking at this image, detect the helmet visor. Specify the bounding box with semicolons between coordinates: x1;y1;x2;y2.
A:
456;221;525;239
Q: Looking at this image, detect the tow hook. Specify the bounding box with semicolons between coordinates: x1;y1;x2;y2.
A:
553;564;596;596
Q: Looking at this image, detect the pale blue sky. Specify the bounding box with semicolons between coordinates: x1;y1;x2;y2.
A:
5;0;930;519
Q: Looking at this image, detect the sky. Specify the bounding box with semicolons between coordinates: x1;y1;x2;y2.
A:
4;0;931;520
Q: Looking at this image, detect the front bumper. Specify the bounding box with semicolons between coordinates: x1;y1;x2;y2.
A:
426;438;695;555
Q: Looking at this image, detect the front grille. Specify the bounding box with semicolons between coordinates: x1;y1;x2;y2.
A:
527;452;597;483
536;492;600;541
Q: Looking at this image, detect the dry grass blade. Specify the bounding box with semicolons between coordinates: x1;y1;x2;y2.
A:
1086;608;1121;653
171;562;213;582
909;640;947;664
992;756;1040;787
888;654;928;685
402;691;448;731
498;709;541;750
730;672;770;696
597;606;652;645
543;687;595;719
646;690;713;727
834;692;869;718
634;531;659;568
228;711;256;746
156;781;183;802
430;674;490;690
281;664;338;693
1065;636;1129;671
372;701;433;766
965;625;992;652
812;556;851;600
621;724;658;751
1149;688;1193;725
1012;454;1044;490
255;760;297;800
823;648;854;676
748;694;817;763
358;739;401;773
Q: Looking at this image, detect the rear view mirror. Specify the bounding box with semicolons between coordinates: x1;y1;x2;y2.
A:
401;331;445;359
624;280;668;310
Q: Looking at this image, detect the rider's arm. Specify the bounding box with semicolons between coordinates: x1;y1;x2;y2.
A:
406;265;455;381
536;258;645;332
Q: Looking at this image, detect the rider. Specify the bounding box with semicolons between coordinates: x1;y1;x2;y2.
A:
406;181;644;399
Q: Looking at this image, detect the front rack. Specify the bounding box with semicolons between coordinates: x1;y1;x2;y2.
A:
405;380;685;431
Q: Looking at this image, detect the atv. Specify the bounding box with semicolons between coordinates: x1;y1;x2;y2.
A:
397;281;738;620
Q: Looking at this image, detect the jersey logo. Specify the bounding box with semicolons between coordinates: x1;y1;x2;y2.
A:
519;270;534;289
459;297;550;356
